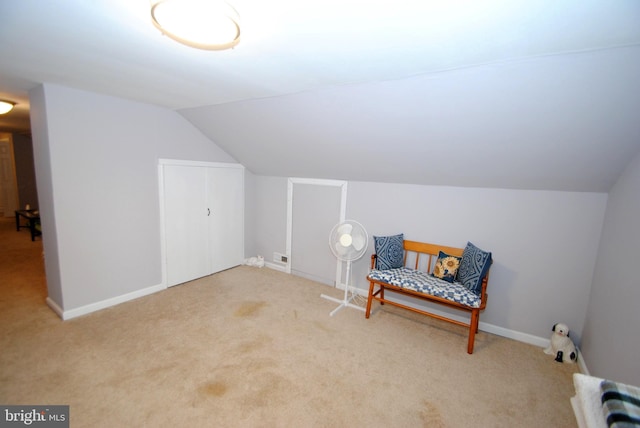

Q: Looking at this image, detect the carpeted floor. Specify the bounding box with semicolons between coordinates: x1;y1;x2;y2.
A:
0;217;579;427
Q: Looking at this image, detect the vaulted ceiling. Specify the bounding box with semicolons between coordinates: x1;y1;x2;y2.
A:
1;1;639;192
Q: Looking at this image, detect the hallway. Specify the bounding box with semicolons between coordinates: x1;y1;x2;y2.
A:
0;216;51;323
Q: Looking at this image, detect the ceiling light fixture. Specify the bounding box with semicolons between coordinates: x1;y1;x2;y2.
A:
0;100;15;115
150;0;240;51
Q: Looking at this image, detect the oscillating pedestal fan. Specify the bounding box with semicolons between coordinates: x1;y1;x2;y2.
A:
321;219;368;316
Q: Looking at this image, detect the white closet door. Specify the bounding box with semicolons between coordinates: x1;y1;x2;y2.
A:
164;165;210;286
208;166;244;273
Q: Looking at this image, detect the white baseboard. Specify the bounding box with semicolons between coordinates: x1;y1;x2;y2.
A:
577;348;590;375
311;278;553;350
384;293;551;348
48;283;165;321
54;266;554;354
265;261;287;272
480;321;550;348
46;297;64;319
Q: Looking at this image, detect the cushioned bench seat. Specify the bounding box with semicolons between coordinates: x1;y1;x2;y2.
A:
368;268;482;308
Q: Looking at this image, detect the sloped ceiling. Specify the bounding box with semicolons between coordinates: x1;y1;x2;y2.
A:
1;1;639;191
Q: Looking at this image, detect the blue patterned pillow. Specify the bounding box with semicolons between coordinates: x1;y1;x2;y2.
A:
458;242;492;294
373;234;404;270
432;251;461;283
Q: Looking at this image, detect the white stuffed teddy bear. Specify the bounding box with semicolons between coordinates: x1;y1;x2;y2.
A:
544;323;577;363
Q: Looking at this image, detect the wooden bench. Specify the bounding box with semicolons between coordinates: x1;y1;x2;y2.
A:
365;240;491;354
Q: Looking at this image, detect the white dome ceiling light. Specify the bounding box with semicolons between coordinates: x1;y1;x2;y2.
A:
150;0;240;51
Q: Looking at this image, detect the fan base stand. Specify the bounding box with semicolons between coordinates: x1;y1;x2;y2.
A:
320;292;365;317
323;254;366;316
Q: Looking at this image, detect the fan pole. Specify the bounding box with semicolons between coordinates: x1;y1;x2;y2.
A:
321;260;366;316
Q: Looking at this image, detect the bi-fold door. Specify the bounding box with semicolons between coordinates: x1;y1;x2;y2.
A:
161;160;244;287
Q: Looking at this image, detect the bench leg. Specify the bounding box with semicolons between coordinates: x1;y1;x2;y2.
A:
468;309;480;354
365;282;375;318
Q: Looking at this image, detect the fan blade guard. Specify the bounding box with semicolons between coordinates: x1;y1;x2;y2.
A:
337;223;353;236
351;234;366;251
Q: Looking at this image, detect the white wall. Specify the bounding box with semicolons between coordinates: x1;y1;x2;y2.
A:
251;175;608;344
580;151;640;386
30;86;63;307
349;182;607;343
30;83;236;317
249;176;289;266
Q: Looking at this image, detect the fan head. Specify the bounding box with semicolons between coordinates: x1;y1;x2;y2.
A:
329;220;368;261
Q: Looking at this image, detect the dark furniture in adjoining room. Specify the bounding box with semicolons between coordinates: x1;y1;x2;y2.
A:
15;209;41;241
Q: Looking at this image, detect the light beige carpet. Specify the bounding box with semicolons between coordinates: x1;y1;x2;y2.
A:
0;217;579;427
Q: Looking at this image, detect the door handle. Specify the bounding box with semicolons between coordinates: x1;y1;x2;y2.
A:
207;208;210;216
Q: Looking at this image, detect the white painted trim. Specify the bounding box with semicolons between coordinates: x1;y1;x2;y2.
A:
365;292;551;349
46;297;64;319
285;179;293;274
265;261;287;272
577;348;590;375
158;159;245;170
287;177;349;187
158;164;168;289
286;178;348;286
482;322;549;348
49;283;165;320
266;267;557;350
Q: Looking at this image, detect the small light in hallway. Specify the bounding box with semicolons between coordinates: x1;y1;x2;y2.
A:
0;100;15;115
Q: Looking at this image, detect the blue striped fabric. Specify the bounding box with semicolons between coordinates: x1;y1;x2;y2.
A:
601;379;640;427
